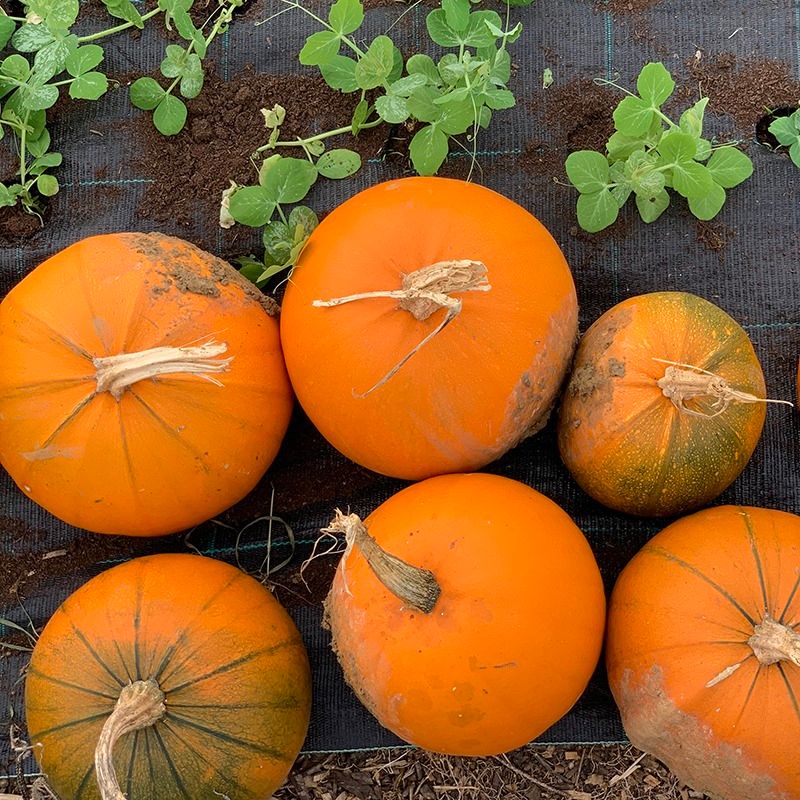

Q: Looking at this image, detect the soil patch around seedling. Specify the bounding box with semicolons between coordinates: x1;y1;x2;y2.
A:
589;0;662;14
134;65;388;241
687;54;800;131
756;106;799;151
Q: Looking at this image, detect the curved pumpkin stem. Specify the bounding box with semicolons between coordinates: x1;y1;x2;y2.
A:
312;260;490;397
94;341;233;400
654;359;793;419
323;509;441;614
95;679;165;800
748;615;800;667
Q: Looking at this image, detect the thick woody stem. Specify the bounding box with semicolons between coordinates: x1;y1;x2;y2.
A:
654;359;793;419
323;510;441;614
748;615;800;667
312;260;490;397
94;341;233;400
95;679;165;800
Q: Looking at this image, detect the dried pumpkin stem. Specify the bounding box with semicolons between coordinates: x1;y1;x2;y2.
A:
748;615;800;667
312;260;490;397
654;359;793;419
323;509;441;614
94;341;233;400
95;679;165;800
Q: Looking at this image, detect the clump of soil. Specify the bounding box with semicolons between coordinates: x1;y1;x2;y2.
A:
135;64;388;233
695;219;735;255
0;206;42;244
590;0;662;13
687;53;800;130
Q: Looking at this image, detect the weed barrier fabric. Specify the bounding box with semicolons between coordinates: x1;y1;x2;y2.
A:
1;0;799;774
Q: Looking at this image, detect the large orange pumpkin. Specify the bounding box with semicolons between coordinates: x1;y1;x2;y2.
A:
280;177;578;480
325;473;606;755
25;553;312;800
0;233;293;536
558;291;774;517
607;505;800;800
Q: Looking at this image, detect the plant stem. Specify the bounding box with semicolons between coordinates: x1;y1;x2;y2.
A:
77;7;162;43
18;111;29;186
279;0;365;58
258;117;383;153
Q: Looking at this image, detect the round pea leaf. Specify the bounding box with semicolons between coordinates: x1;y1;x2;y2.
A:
613;95;655;137
688;181;726;220
636;62;675;106
636;188;669;223
229;186;277;228
706;147;753;188
36;174;59;197
565;151;609;193
316;149;362;179
152;94;187;136
576;190;619;232
130;77;165;110
409;124;448;176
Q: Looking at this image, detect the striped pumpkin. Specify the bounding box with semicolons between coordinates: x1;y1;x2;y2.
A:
607;505;800;800
25;554;311;800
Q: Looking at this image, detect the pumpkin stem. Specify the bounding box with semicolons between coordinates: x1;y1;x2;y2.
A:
312;260;490;397
748;615;800;667
322;509;441;614
654;359;793;419
95;679;165;800
93;340;233;400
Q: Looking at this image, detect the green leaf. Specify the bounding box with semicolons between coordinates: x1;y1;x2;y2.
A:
289;205;318;237
437;53;463;85
769;115;800;146
409;125;448;176
229;186;276;227
406;54;440;85
351;98;370;134
30;151;62;173
426;8;462;47
442;0;470;32
679;97;708;138
258;154;282;186
671;161;714;199
299;31;340;67
1;54;31;82
0;17;16;50
161;44;188;79
694;138;712;161
101;0;144;27
426;8;500;48
11;24;54;53
263;220;292;263
328;0;364;35
33;37;77;82
28;0;79;28
390;74;427;97
130;77;165;110
262;157;318;203
354;36;394;90
171;6;197;42
478;105;491;129
688;181;726;220
489;49;511;85
407;85;442;123
658;131;697;164
237;258;264;283
437;99;474;135
21;82;59;111
706;147;753;188
636;62;675;106
613;96;655;137
790;140;800;169
69;71;108;100
636;188;669;223
317;148;361;179
485;87;515;110
565;151;609;193
152;94;187;135
607;131;645;161
375;93;409;124
26;128;50;157
66;45;104;78
0;183;16;208
389;45;403;83
36;174;59;197
319;55;358;93
179;55;204;99
577;190;618;232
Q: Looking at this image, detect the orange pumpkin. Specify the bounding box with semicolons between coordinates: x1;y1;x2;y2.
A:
25;553;312;800
280;177;578;480
558;291;774;517
325;473;606;755
0;233;293;536
607;505;800;800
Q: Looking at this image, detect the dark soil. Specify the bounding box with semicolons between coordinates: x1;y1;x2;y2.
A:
134;65;389;243
695;220;735;256
687;53;800;131
589;0;662;14
0;207;42;243
756;106;799;151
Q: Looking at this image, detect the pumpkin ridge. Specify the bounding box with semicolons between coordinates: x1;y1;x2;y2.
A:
776;664;800;724
65;617;126;689
164;713;290;761
740;509;771;615
28;666;118;701
643;545;757;626
151;724;192;800
33;710;110;740
162;640;302;694
646;406;681;509
126;728;140;799
778;573;800;624
157;720;261;800
14;304;94;361
3;376;94;399
127;389;211;474
732;664;762;729
118;405;137;493
133;580;144;681
39;392;96;450
74;761;94;800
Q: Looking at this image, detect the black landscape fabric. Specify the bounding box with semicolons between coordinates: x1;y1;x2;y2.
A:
1;0;799;775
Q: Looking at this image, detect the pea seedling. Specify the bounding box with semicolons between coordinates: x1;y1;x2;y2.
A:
565;63;754;233
767;108;800;168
